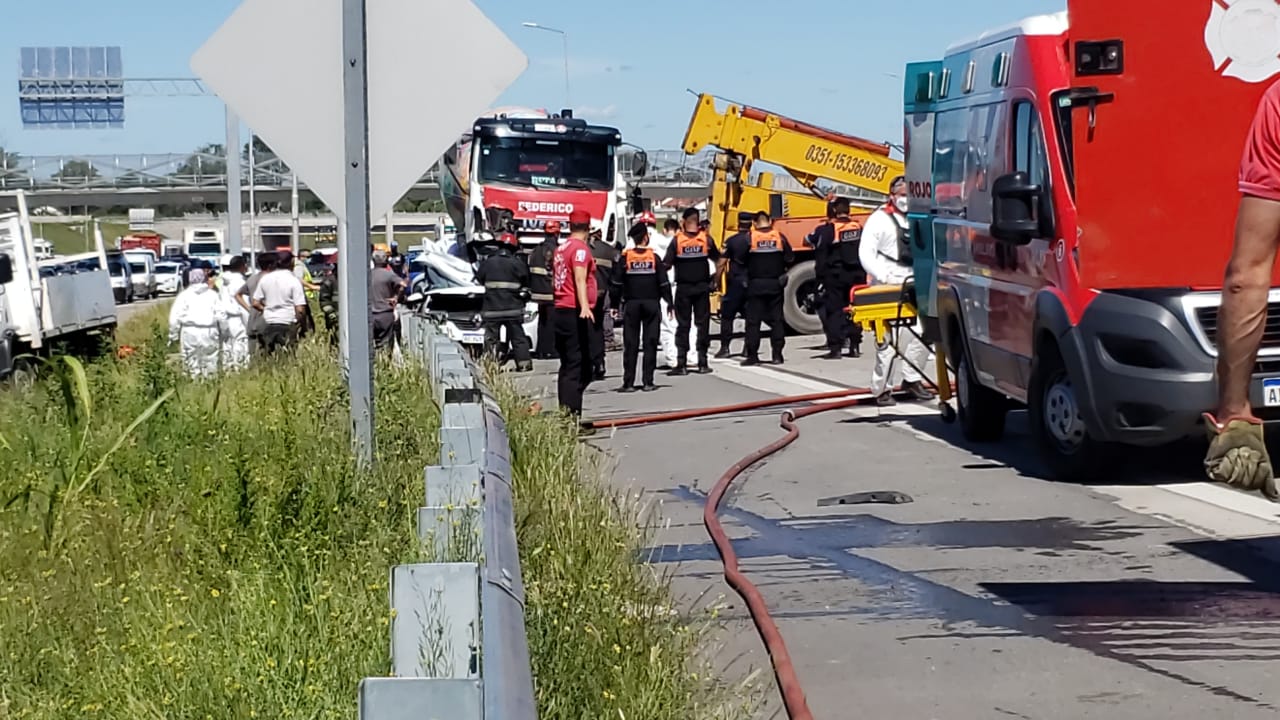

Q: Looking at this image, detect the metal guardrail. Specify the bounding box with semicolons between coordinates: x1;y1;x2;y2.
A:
358;313;536;720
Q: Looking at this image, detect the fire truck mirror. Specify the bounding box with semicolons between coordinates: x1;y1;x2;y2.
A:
991;171;1041;246
631;150;649;178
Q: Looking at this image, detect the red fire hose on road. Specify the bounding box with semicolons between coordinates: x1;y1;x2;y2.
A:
587;386;900;720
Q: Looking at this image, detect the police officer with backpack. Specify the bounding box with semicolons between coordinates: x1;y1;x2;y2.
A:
475;232;533;371
812;196;867;359
729;210;794;366
613;223;672;393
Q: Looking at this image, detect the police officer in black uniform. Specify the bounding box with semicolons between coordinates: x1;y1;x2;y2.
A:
475;232;533;371
527;221;559;359
664;207;721;375
812;196;867;359
714;212;754;359
730;210;794;366
612;223;672;393
588;225;618;380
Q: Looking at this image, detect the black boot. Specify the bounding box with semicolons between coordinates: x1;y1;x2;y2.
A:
667;362;688;376
847;343;861;358
515;362;534;372
642;382;659;392
618;384;638;393
823;346;842;360
771;350;785;365
696;356;713;374
594;365;607;381
714;346;731;359
875;391;896;407
740;355;760;367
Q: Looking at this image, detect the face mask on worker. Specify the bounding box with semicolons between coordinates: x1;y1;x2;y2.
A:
893;195;909;213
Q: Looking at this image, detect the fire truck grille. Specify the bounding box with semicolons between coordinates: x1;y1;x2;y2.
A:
1194;304;1280;352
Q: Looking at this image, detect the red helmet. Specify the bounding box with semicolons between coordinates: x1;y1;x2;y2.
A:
498;232;518;247
638;211;657;226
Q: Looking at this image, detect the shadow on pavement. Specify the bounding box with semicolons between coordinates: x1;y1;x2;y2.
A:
655;484;1280;708
838;408;1213;487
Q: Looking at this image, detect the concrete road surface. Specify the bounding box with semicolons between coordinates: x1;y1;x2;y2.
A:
511;325;1280;720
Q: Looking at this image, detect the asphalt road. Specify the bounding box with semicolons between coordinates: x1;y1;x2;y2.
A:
115;295;169;324
510;325;1280;720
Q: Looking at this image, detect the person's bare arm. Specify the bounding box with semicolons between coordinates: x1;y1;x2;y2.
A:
574;265;593;320
1215;196;1280;420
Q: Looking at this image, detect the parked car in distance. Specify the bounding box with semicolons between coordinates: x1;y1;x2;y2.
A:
106;255;134;304
154;261;183;295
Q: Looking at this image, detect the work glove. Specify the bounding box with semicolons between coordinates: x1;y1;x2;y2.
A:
1203;413;1277;500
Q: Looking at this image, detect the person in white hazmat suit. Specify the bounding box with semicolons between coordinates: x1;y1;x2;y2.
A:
858;176;937;407
219;255;251;371
168;268;227;379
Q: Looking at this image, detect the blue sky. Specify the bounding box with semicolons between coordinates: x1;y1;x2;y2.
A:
1;0;1064;158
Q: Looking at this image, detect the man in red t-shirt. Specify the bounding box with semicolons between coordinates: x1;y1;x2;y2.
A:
552;208;599;420
1208;80;1280;499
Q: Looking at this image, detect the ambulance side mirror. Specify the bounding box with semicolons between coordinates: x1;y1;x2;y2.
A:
991;172;1041;246
0;254;12;284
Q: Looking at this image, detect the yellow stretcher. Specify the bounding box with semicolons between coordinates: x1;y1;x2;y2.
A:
848;282;956;422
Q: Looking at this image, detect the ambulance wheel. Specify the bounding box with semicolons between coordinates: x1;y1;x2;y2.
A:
1029;340;1114;483
782;262;823;336
956;345;1006;442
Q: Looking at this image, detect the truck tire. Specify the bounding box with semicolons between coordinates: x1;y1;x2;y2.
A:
782;261;823;336
1028;339;1115;482
956;342;1007;442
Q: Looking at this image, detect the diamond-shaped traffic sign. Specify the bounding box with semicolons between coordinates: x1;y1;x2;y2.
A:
192;0;527;221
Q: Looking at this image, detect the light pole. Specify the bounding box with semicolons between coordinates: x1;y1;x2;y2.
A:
521;22;570;109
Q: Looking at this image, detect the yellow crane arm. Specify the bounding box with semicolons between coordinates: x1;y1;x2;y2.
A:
681;93;904;196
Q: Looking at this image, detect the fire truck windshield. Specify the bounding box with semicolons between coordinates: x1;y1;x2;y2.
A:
478;136;614;190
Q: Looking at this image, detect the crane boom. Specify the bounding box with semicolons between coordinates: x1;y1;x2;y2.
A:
681;93;904;196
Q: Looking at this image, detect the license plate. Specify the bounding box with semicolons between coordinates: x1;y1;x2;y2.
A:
1266;379;1280;407
460;331;484;345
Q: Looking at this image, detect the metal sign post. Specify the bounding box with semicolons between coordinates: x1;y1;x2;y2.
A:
342;0;375;466
225;106;243;255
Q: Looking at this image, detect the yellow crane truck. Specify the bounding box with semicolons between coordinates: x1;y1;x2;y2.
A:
681;92;904;334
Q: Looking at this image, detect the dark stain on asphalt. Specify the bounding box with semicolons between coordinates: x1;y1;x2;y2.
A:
664;485;1276;709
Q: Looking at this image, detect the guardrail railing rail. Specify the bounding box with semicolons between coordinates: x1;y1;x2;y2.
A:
358;312;536;720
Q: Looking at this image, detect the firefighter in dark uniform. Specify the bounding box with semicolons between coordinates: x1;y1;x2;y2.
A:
612;223;672;393
812;196;866;359
317;258;339;349
527;221;559;359
588;225;618;380
731;210;794;366
475;232;533;371
663;207;721;375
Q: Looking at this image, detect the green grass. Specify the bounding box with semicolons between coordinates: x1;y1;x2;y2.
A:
0;307;436;718
32;221;129;256
0;309;756;720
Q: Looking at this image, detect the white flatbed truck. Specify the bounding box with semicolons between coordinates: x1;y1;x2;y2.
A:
0;191;117;379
